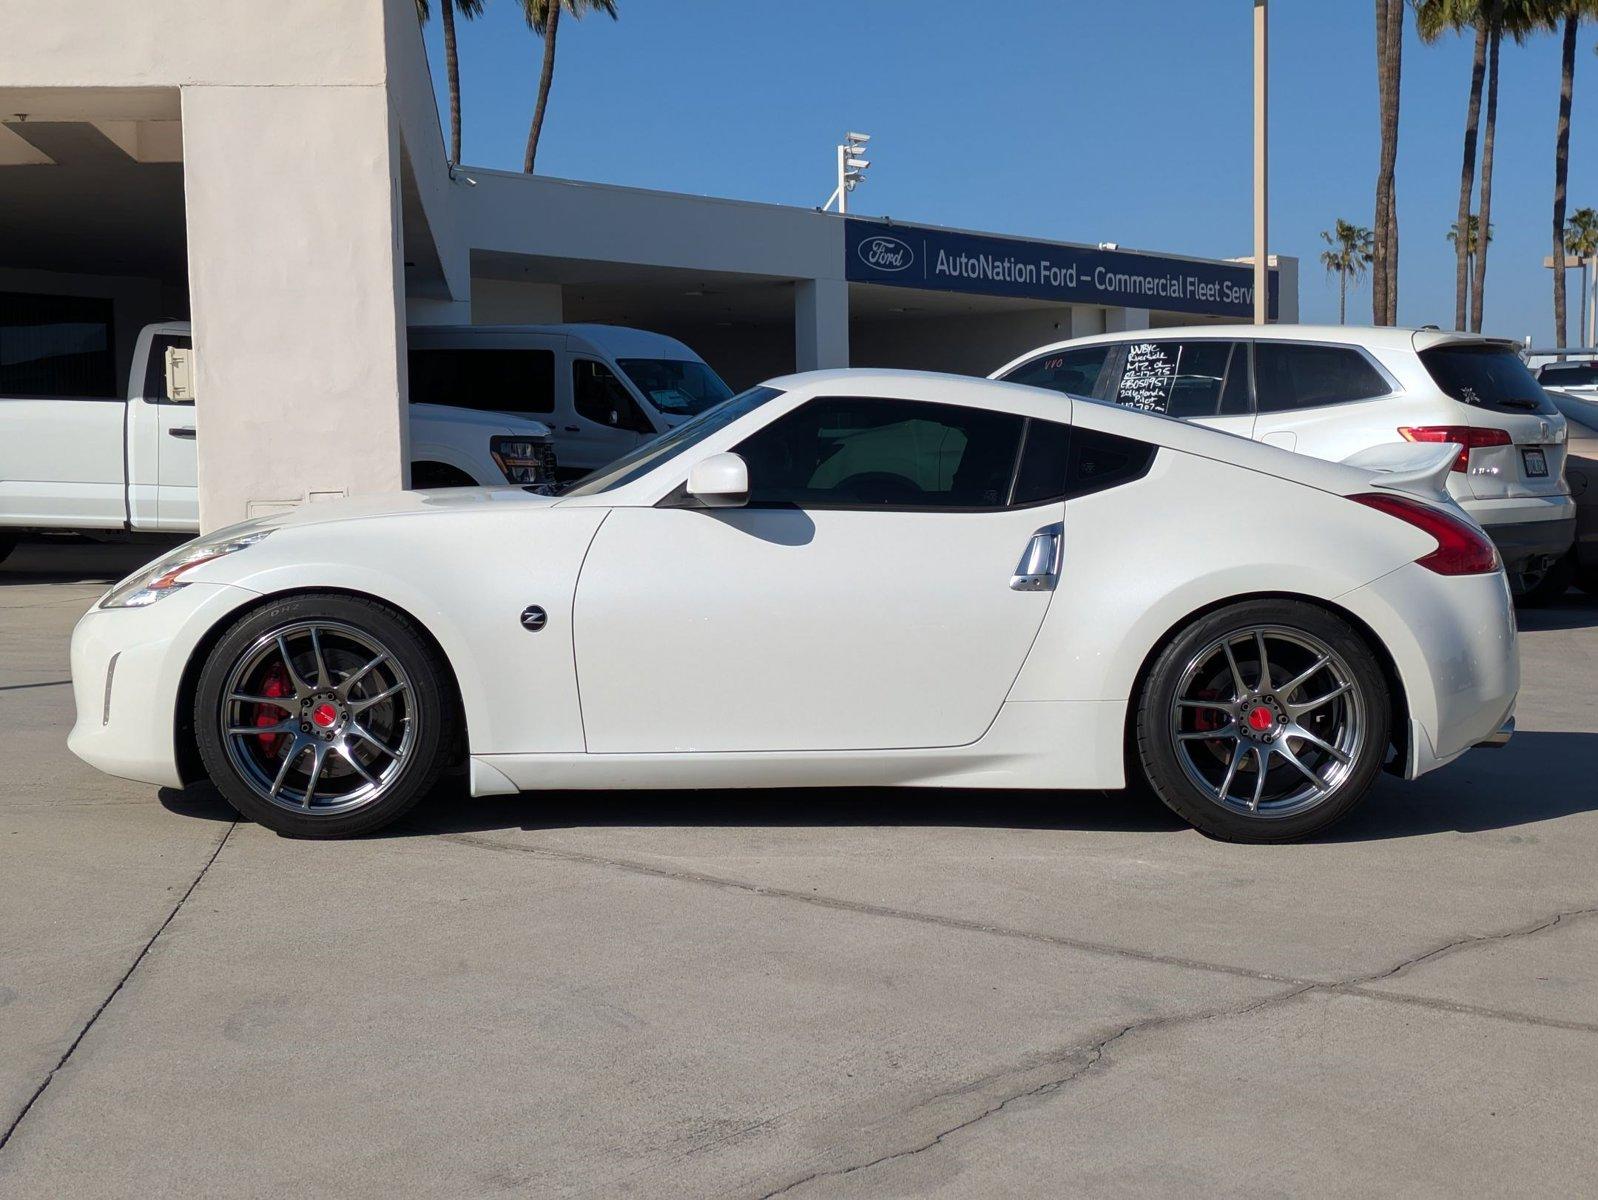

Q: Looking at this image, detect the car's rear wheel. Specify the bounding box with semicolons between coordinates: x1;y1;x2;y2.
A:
1135;600;1390;843
194;593;456;838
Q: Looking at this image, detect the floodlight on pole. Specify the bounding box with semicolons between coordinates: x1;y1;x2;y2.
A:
824;130;874;214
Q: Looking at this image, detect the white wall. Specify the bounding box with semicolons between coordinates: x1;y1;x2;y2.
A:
852;306;1079;378
471;280;563;324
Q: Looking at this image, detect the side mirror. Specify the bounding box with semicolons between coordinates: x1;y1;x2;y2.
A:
685;452;749;508
164;345;195;404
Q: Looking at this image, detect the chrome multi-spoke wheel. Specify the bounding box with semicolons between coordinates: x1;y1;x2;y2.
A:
1170;626;1363;819
220;621;417;815
1136;601;1389;843
195;595;454;837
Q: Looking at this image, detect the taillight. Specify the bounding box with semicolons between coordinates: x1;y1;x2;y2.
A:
1350;493;1501;575
1398;425;1512;472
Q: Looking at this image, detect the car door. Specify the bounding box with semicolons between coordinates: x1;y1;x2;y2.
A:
571;394;1066;753
560;357;653;474
1107;339;1255;439
1248;340;1398;458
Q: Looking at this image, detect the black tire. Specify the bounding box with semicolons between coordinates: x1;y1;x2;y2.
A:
411;461;478;488
194;593;457;838
1134;599;1391;844
1512;550;1575;608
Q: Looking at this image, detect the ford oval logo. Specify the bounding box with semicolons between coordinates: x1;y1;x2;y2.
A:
858;235;914;273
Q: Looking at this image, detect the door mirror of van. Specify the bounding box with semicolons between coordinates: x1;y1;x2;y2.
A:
685;452;749;508
164;345;195;404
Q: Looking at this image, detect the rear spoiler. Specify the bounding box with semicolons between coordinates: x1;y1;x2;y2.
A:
1340;443;1459;504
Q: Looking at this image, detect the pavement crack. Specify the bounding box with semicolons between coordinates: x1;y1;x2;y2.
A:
1356;905;1598;986
0;821;237;1155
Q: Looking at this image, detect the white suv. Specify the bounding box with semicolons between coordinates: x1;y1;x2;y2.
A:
992;325;1576;602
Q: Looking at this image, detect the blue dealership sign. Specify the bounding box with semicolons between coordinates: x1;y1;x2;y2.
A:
844;219;1277;320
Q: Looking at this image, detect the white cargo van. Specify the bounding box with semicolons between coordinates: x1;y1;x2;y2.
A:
0;320;558;564
406;325;733;477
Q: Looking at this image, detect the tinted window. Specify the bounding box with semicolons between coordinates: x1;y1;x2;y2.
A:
0;291;116;398
574;359;653;433
1065;429;1157;498
617;358;733;418
140;333;193;403
1002;345;1111;398
1011;418;1073;506
1254;343;1389;412
1422;345;1558;414
407;347;554;415
734;396;1024;509
1537;362;1598;387
1113;341;1242;417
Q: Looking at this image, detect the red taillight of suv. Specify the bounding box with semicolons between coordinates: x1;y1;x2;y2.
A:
1350;493;1501;575
1397;425;1512;472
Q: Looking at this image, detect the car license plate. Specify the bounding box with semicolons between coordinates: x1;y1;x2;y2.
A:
1523;448;1549;477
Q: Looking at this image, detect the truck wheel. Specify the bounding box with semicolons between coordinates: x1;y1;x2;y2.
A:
1135;600;1390;843
193;593;458;838
410;461;477;489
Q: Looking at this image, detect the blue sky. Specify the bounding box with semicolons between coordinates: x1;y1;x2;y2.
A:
420;1;1598;343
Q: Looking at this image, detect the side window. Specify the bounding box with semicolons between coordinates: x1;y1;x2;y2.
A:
1116;341;1240;418
1254;343;1389;413
407;347;555;415
1001;345;1111;399
140;333;193;403
573;359;653;433
0;291;116;398
1065;429;1157;498
733;396;1024;509
1011;418;1073;506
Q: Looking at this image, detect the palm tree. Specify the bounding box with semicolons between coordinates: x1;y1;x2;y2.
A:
1446;213;1493;317
1416;0;1488;331
1372;0;1406;325
416;0;487;167
1564;206;1598;344
1545;3;1598;348
522;0;618;174
1321;220;1375;324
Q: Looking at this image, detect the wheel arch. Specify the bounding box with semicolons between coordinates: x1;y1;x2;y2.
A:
1119;590;1411;787
174;586;470;786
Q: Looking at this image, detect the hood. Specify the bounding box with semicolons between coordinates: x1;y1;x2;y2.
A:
230;486;563;535
409;402;553;439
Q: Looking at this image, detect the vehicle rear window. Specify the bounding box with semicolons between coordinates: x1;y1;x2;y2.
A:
1253;343;1390;412
1537;362;1598;387
1421;345;1556;414
407;347;555;414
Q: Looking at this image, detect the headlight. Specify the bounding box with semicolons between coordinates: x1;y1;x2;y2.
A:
100;529;272;609
491;436;546;485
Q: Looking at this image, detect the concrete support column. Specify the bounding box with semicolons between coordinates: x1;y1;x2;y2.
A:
795;277;849;371
1105;307;1151;334
182;83;408;531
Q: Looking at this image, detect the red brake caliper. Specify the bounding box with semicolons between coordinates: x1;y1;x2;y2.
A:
254;664;291;755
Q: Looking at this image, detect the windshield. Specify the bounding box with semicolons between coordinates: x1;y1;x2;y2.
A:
1420;345;1557;414
618;358;734;417
561;385;783;497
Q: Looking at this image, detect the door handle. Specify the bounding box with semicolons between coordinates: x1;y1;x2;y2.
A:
1010;522;1063;591
168;426;197;439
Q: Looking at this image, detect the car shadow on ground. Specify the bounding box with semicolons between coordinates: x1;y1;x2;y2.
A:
0;537;181;586
157;731;1598;844
1515;592;1598;632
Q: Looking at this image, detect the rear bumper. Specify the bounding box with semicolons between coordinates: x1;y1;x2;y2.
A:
1461;495;1577;570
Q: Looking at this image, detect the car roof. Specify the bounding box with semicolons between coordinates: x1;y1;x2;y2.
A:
1004;323;1518;358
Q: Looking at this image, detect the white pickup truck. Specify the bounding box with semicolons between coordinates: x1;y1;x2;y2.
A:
0;321;558;564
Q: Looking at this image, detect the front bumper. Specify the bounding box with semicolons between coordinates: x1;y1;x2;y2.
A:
67;583;256;789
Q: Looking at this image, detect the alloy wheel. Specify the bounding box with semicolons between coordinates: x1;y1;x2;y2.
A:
1169;625;1365;819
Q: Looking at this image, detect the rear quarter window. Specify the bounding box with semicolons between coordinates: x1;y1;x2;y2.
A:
1422;345;1558;414
1253;343;1390;413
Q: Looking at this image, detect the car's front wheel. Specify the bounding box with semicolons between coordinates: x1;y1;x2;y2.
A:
194;593;457;838
1135;600;1390;843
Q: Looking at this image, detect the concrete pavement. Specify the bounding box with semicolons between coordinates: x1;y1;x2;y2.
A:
2;539;1595;1196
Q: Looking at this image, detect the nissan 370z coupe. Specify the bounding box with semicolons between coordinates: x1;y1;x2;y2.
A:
68;370;1518;843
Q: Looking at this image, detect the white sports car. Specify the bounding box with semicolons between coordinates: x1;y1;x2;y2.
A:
68;370;1518;843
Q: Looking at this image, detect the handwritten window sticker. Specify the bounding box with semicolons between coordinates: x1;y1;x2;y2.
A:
1118;342;1178;413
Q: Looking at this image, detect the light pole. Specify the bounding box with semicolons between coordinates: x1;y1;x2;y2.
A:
1253;0;1269;324
823;131;871;214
